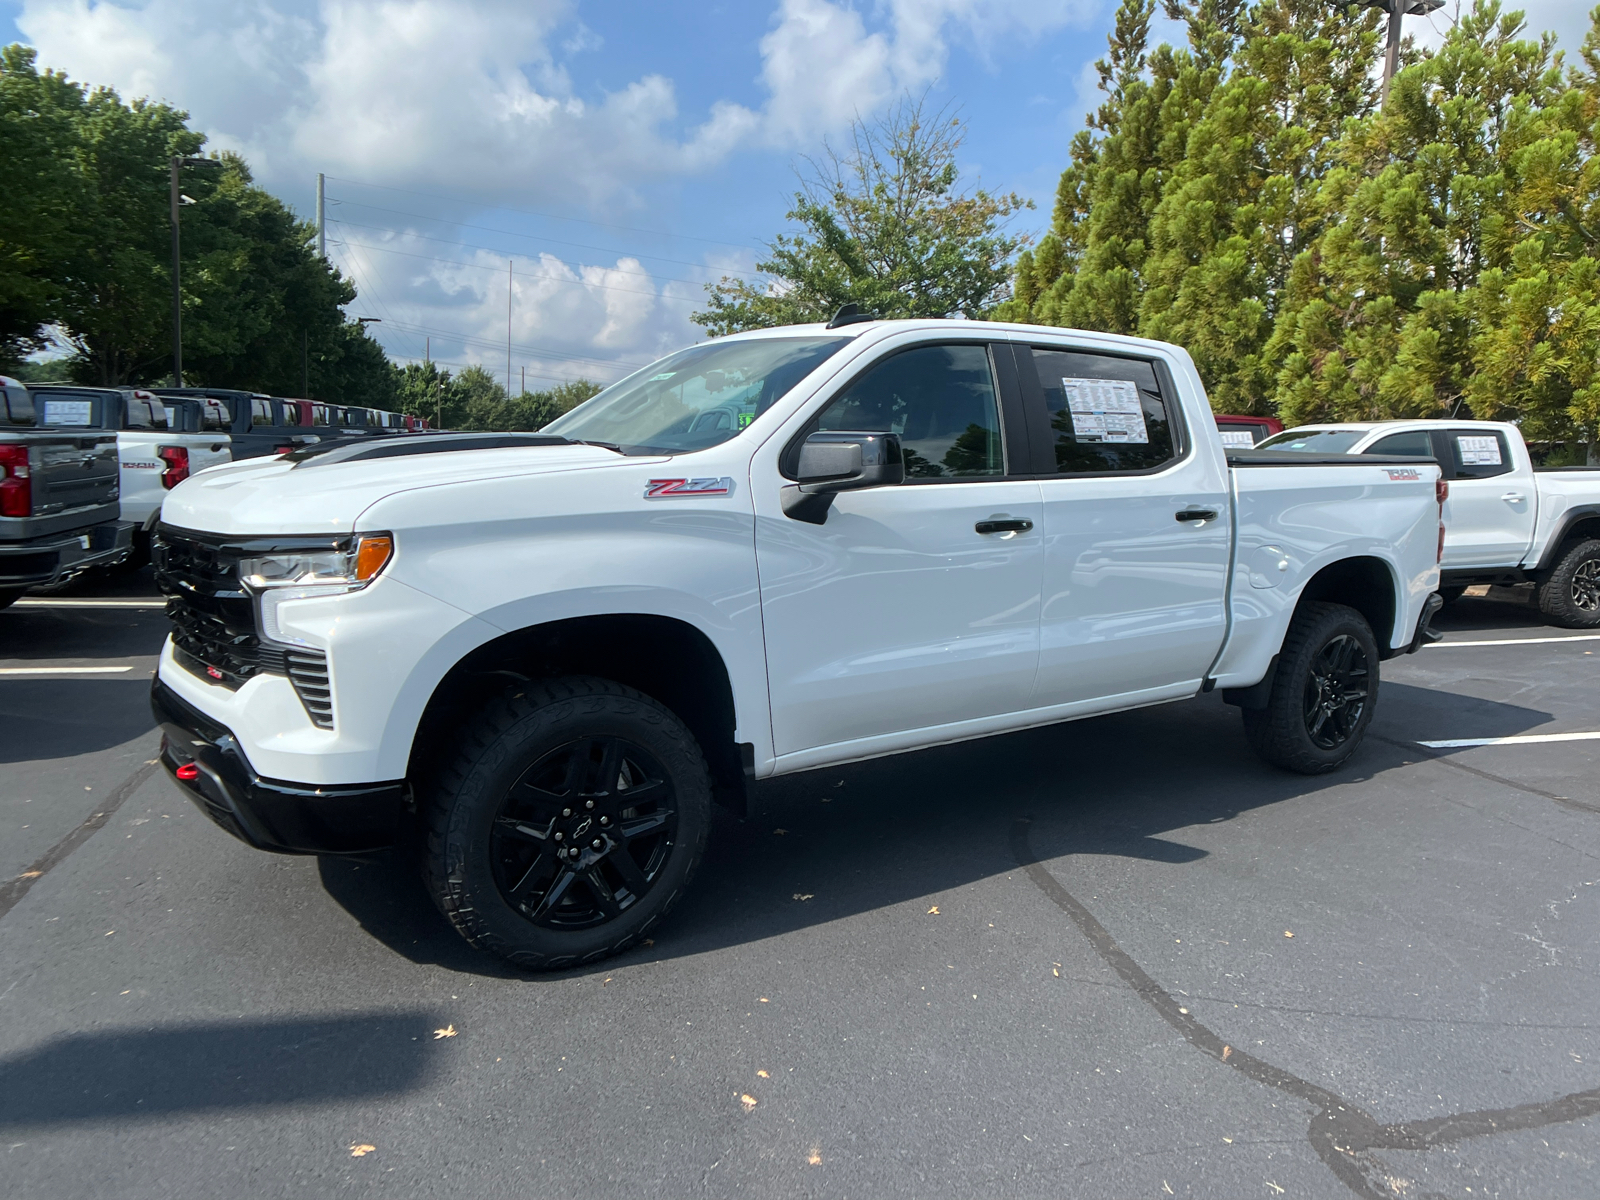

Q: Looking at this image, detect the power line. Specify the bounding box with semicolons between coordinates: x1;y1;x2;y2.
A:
329;197;766;278
321;174;761;251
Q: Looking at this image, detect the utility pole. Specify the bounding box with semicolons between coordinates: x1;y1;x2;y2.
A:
507;260;514;398
169;155;220;387
1352;0;1443;106
521;365;525;398
316;173;326;258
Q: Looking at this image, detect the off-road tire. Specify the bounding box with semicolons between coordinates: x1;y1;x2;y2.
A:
1437;585;1467;606
1241;602;1378;775
422;675;710;970
1535;538;1600;629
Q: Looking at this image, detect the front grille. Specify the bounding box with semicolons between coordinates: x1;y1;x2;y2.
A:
155;526;334;729
286;650;333;728
155;531;261;689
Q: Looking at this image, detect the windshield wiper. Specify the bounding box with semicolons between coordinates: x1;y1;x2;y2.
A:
573;439;629;454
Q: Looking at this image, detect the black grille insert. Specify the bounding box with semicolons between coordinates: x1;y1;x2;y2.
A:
286;650;333;729
155;525;335;729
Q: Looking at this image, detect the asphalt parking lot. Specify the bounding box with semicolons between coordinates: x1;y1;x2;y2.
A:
1;580;1596;1199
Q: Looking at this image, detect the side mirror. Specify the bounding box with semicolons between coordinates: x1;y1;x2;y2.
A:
782;431;904;524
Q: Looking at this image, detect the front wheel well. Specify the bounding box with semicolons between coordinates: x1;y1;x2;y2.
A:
410;615;748;816
1294;556;1399;653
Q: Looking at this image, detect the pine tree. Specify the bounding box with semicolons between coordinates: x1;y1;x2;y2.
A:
1137;0;1383;414
1266;2;1573;429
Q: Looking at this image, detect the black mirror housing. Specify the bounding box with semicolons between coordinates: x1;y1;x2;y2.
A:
783;431;904;523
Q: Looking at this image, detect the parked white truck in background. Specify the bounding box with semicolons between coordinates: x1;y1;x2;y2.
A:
1261;420;1600;627
149;317;1445;969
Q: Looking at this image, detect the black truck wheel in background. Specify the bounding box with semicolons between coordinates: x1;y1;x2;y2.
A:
423;675;711;970
1241;601;1378;775
1536;538;1600;629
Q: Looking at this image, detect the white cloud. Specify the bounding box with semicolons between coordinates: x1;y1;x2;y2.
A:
14;0;1094;376
17;0;1096;200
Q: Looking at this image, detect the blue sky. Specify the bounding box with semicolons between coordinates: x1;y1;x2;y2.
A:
3;0;1589;390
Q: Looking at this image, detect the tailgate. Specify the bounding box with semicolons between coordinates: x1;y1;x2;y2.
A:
33;432;121;515
185;433;232;473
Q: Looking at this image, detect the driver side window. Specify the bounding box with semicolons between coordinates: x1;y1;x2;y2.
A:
814;344;1003;479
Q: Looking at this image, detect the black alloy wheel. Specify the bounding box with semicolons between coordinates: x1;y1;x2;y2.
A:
491;736;678;930
423;675;711;970
1241;601;1379;774
1301;633;1370;750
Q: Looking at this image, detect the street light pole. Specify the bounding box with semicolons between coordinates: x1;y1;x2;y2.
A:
1350;0;1443;106
169;155;221;387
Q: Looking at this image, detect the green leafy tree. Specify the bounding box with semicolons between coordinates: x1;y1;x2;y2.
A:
0;43;395;402
1265;1;1587;443
1137;0;1384;413
695;96;1031;334
398;361;599;430
0;46;82;368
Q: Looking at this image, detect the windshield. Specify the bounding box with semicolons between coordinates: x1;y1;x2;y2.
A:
1257;429;1366;453
545;336;851;455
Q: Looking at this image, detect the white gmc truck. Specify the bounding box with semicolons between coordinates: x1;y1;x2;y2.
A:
150;318;1445;969
1261;420;1600;627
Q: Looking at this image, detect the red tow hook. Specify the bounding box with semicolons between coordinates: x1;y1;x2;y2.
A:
175;762;200;781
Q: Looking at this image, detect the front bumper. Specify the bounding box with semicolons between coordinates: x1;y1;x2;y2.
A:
0;519;133;587
151;676;405;855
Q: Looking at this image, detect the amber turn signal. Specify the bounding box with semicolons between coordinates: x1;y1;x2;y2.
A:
354;534;393;582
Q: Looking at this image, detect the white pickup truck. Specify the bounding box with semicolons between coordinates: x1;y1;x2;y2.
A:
27;385;233;568
1260;420;1600;627
149;318;1445;968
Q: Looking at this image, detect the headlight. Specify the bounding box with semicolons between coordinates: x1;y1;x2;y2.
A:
239;533;392;646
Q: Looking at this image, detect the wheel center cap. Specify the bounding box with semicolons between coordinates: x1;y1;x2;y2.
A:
573;817;593;839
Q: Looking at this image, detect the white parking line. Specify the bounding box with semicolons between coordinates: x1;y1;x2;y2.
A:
0;665;135;675
1419;731;1600;748
12;598;166;609
1427;634;1600;648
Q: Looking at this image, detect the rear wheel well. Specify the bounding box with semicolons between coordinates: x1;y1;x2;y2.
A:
1548;514;1600;566
1295;556;1398;654
410;615;748;816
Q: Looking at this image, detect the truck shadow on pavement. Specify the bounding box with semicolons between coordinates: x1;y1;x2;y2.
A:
0;678;157;764
0;1012;442;1128
318;682;1557;978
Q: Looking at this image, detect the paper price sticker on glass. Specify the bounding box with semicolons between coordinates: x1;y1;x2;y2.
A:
1062;377;1148;444
1457;435;1502;466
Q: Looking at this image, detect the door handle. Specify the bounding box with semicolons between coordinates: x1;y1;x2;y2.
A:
975;518;1033;535
1175;509;1218;523
1501;492;1525;502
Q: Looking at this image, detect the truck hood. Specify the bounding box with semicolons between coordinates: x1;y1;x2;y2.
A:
159;442;641;535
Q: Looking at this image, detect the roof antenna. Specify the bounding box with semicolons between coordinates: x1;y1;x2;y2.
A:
826;303;877;329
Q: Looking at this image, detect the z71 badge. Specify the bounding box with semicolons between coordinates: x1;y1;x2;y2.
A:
644;477;735;499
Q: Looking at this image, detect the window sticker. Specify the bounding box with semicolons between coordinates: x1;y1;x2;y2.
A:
1217;429;1256;448
648;372;677;381
42;399;93;425
1457;435;1502;466
1062;377;1148;444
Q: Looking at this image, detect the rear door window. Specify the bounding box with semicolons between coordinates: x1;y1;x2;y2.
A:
252;398;275;426
809;343;1004;479
123;394;168;430
1028;348;1178;473
1440;429;1512;479
200;398;230;431
1364;430;1433;457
